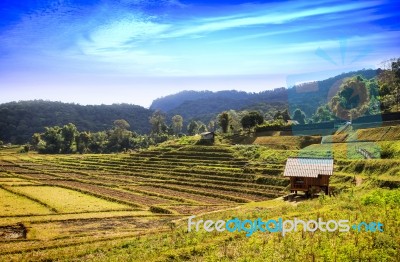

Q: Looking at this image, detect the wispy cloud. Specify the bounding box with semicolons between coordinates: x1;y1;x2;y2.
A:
158;1;382;38
0;0;399;104
210;8;391;44
79;17;171;55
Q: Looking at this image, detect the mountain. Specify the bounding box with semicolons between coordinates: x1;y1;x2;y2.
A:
0;101;153;144
150;69;378;123
0;69;379;144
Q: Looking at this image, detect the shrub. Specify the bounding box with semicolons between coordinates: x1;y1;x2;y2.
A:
19;144;31;153
361;189;400;206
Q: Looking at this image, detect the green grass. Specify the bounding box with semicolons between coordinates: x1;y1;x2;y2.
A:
378;140;400;158
8;186;133;213
337;159;400;177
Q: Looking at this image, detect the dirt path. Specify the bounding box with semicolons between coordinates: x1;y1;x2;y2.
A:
355;176;363;186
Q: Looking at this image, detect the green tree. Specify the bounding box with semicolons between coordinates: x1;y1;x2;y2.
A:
41;126;63;153
113;119;130;130
207;120;215;132
292;109;306;125
61;123;78;153
197;121;208;133
30;133;41;150
149;110;167;134
378;58;400;111
330;76;369;121
171;115;183;135
187;120;199;136
282;109;291;122
273;110;282;120
312;105;334;123
76;131;91;154
226;110;243;132
89;131;107;153
218;112;230;133
273;109;290;122
241;111;264;132
107;119;134;152
391;58;400;111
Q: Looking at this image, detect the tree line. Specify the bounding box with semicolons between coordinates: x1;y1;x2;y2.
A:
27;109;270;154
30;120;151;154
0;101;152;144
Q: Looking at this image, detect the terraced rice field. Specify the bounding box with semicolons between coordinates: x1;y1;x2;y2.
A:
0;144;288;258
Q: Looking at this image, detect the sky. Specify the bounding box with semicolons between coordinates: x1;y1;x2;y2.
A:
0;0;399;108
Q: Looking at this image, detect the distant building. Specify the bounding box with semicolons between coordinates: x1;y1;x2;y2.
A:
200;132;215;140
283;157;333;195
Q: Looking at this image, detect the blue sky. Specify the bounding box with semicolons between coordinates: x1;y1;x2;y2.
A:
0;0;399;107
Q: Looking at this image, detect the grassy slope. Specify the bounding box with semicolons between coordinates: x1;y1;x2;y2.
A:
1;125;400;261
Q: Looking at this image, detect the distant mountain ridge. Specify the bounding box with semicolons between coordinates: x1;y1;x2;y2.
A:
0;101;153;144
150;69;378;123
0;69;379;144
150;90;251;112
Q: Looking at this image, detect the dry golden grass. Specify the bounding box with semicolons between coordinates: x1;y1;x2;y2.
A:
9;186;134;213
0;187;53;216
356;125;400;141
252;136;321;150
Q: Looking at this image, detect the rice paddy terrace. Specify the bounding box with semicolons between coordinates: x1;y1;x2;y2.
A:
1;125;399;260
0;144;288;259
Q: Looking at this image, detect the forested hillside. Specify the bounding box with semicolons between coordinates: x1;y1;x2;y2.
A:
150;69;378;123
1;67;398;144
0;101;152;143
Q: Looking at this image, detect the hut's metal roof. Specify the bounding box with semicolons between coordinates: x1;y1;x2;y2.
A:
283;157;333;178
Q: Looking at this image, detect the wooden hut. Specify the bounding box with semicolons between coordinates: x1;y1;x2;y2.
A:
283;157;333;195
200;132;214;140
199;132;215;144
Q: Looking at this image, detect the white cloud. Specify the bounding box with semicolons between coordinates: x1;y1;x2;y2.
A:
81;17;171;54
159;1;382;38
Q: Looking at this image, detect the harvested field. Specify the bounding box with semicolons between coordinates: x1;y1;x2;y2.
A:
0;144;289;259
9;186;133;213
